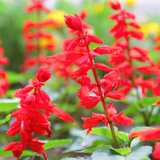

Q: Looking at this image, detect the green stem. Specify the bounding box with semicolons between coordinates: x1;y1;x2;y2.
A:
83;34;119;148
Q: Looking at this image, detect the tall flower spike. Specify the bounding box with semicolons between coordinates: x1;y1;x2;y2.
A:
108;0;157;127
50;13;133;149
4;66;74;159
22;0;57;72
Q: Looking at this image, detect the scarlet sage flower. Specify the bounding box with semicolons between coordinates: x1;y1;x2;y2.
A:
82;102;133;134
46;10;92;82
0;40;9;97
4;66;74;159
46;13;134;148
22;0;58;72
108;0;156;99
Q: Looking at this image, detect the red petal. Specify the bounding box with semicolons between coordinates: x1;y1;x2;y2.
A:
128;22;141;29
130;30;144;40
51;105;74;123
4;142;19;151
88;35;103;44
106;90;127;100
152;142;160;159
113;112;134;126
95;63;113;72
66;51;84;60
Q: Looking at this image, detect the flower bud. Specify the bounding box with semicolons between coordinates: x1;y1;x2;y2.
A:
36;66;51;82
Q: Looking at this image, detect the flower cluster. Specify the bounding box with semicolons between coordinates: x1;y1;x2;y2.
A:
22;0;58;72
108;0;156;97
0;40;9;97
47;13;134;148
4;66;74;159
46;10;92;82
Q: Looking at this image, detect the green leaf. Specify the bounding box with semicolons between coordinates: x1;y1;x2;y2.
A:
60;157;92;160
116;132;130;146
0;99;19;112
139;97;160;107
130;138;140;149
91;146;152;160
0;114;11;125
125;146;152;160
92;148;124;160
44;139;72;150
84;128;113;139
86;139;114;149
83;128;130;147
80;145;110;153
0;150;34;157
110;147;131;156
80;145;130;155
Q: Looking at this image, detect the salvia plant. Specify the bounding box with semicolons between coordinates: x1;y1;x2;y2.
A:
1;0;160;160
22;0;58;72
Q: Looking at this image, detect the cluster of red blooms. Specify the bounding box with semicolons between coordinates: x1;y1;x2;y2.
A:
22;0;59;72
108;1;160;159
47;13;134;139
108;0;159;98
47;10;92;82
4;66;74;159
0;40;9;97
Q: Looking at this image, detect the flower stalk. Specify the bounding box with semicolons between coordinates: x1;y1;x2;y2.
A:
83;35;119;148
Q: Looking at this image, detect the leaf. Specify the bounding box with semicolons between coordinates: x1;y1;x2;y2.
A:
85;128;113;139
110;147;131;156
0;99;19;112
80;145;130;155
0;150;34;157
139;97;160;107
116;132;130;146
83;128;129;147
0;114;11;125
86;139;114;149
44;139;72;150
125;146;152;160
80;145;110;153
92;148;124;160
130;138;140;149
61;157;92;160
91;146;152;160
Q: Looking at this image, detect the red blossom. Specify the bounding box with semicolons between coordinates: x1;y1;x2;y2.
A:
5;66;74;158
36;66;51;82
82;102;133;134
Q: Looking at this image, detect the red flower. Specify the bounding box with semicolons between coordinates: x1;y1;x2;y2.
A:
129;127;160;141
5;66;74;158
36;66;51;82
64;14;83;32
108;1;121;10
152;142;160;159
82;102;133;134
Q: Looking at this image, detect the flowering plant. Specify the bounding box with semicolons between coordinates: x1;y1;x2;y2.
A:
1;0;160;160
